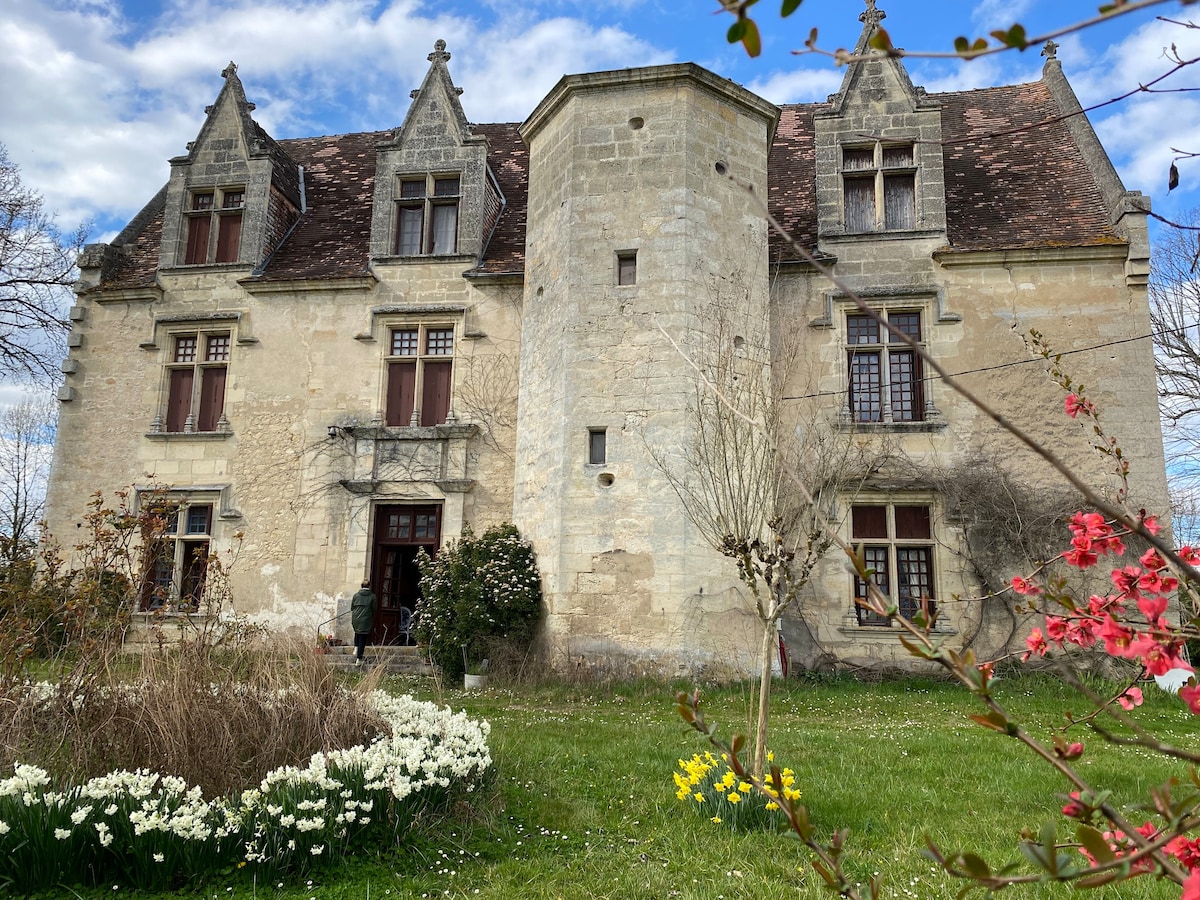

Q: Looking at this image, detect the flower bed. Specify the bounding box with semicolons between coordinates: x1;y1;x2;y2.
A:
0;691;491;893
673;751;799;831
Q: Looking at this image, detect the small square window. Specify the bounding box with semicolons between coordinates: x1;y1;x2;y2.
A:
617;252;637;286
205;334;230;362
426;328;454;356
588;428;607;465
174;335;197;363
400;180;426;199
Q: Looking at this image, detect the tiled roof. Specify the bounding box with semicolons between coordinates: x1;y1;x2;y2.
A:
250;130;384;282
470;123;528;276
97;74;1124;290
767;104;823;260
939;81;1121;250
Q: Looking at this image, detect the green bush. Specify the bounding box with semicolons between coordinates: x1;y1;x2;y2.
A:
414;523;543;678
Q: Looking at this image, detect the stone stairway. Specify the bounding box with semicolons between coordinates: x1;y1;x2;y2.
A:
321;644;435;676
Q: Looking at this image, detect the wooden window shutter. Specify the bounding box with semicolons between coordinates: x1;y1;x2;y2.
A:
894;506;932;540
844;177;875;232
420;360;453;426
215;213;242;263
185;216;210;264
166;369;194;432
386;361;416;426
197;367;226;432
851;505;888;539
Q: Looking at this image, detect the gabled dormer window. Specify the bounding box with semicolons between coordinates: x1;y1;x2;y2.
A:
394;175;460;255
183;187;245;264
842;143;915;232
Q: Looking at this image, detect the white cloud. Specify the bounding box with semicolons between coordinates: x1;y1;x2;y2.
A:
0;0;671;236
746;66;842;106
969;0;1035;34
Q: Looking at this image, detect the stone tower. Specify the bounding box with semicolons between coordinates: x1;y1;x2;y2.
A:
514;64;781;669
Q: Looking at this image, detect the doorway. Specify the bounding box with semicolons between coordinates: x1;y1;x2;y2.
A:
369;504;441;645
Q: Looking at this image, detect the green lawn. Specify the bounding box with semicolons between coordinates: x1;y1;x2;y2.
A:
36;674;1197;899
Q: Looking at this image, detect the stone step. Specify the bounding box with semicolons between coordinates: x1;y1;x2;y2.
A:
320;645;435;676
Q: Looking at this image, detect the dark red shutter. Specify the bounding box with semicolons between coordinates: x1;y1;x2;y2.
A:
166;369;194;432
894;506;931;540
386;361;416;426
852;505;887;539
197;367;226;431
185;216;210;264
215;213;242;263
421;360;452;426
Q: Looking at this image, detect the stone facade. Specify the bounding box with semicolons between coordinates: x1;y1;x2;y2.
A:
44;10;1169;674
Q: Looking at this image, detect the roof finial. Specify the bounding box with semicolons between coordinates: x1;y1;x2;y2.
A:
860;0;885;29
221;61;238;79
428;39;451;64
1041;39;1059;60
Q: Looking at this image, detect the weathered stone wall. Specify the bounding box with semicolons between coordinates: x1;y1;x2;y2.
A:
515;65;783;672
45;258;521;639
771;242;1169;669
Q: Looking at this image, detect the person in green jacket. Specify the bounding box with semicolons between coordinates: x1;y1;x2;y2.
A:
350;579;376;667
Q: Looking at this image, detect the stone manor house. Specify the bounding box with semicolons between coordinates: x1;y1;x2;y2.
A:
45;7;1169;672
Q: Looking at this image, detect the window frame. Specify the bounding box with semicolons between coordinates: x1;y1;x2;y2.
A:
850;502;936;627
616;251;638;286
182;186;245;265
845;309;926;425
393;174;461;256
841;142;916;233
139;498;216;612
587;428;607;465
162;329;231;434
384;323;456;427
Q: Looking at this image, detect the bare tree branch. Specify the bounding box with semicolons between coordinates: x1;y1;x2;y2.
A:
0;143;86;384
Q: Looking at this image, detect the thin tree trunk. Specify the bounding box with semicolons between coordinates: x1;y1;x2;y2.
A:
753;617;774;778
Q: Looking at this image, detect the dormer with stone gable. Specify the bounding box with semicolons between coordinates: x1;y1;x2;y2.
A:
157;63;303;272
368;41;500;264
814;1;946;242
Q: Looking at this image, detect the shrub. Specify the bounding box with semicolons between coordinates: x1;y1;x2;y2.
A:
415;523;543;679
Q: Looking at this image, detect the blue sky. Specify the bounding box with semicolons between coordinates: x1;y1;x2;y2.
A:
3;0;1199;243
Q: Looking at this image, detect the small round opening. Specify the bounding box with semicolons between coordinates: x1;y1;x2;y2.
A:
536;286;544;297
628;117;644;130
597;472;615;488
715;161;728;175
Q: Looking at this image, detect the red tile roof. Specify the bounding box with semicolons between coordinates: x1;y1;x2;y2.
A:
96;76;1124;290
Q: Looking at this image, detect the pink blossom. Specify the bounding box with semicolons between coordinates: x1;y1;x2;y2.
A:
1183;868;1200;900
1112;566;1143;600
1024;628;1048;659
1066;619;1098;648
1045;616;1068;644
1064;394;1095;419
1011;575;1042;596
1118;686;1144;711
1098;616;1135;657
1062;791;1085;818
1168;835;1200;870
1137;594;1168;624
1129;634;1188;677
1064;546;1099;569
1181;683;1200;715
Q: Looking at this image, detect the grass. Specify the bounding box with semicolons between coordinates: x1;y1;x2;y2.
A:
30;672;1198;899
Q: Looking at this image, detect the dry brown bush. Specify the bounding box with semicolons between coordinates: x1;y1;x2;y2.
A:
1;634;388;798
